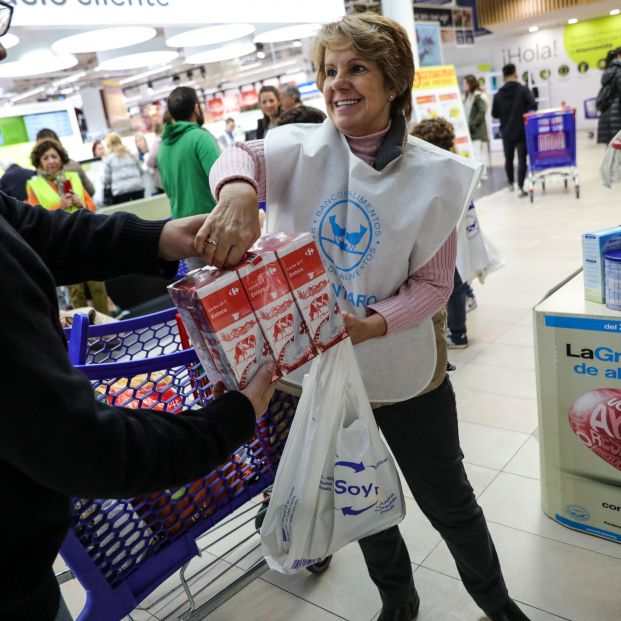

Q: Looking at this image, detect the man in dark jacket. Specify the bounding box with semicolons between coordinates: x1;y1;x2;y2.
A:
492;64;537;197
597;48;621;145
0;7;276;620
0;159;35;201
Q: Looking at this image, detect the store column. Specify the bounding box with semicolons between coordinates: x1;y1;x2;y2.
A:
81;87;109;139
381;0;420;67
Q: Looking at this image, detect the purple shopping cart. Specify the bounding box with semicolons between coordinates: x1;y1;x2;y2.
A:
59;308;329;620
524;107;579;203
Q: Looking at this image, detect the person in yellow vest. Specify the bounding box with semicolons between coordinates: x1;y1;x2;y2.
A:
27;138;109;315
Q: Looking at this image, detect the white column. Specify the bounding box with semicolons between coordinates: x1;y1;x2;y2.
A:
381;0;420;68
80;87;109;138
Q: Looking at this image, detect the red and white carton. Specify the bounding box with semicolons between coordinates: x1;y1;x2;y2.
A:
169;268;278;390
237;252;316;374
168;269;229;387
252;233;348;352
195;269;278;390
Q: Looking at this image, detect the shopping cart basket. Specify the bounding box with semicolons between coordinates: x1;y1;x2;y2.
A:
524;107;579;203
59;310;313;620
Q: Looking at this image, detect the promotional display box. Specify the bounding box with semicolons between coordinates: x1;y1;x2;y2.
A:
535;271;621;544
582;225;621;303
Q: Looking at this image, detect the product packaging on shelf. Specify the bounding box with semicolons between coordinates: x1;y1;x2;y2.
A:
237;252;316;373
252;232;348;351
582;225;621;303
169;268;278;390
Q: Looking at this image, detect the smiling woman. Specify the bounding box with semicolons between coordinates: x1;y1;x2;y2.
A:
202;13;530;621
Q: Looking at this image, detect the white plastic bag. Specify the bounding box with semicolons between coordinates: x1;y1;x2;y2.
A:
260;339;405;574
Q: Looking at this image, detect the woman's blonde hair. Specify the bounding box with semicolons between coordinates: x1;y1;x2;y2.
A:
106;132;131;158
313;12;414;121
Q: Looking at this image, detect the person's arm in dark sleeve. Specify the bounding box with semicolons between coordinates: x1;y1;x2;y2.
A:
76;163;96;197
491;94;499;119
0;192;178;284
525;87;537;111
0;236;257;498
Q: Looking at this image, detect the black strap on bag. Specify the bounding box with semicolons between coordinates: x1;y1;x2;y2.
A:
596;82;615;113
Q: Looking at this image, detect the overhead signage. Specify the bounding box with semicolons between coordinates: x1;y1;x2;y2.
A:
9;0;345;27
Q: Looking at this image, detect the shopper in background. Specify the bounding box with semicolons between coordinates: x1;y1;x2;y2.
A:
135;132;156;196
254;85;282;139
218;117;237;150
201;12;529;621
157;87;220;269
463;74;489;179
36;127;96;198
88;139;107;208
0;157;35;201
596;47;621;145
279;84;302;111
145;121;165;195
276;105;327;125
103;132;145;204
492;63;537;198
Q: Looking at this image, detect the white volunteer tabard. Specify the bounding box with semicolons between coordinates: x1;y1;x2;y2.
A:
265;120;481;402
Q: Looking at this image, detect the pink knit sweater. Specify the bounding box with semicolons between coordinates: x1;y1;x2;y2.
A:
209;127;456;335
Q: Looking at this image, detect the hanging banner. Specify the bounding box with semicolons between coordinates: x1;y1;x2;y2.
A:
10;0;345;27
412;65;472;159
416;22;444;68
102;80;131;132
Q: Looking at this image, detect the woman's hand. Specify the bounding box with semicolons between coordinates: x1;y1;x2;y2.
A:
194;181;261;268
60;193;76;210
342;311;387;345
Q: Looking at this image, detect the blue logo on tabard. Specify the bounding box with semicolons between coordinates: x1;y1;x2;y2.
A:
318;199;373;272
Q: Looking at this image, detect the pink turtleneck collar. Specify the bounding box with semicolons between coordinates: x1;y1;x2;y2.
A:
344;121;392;167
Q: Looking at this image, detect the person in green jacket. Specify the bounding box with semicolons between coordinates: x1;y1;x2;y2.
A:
463;74;489;179
158;86;220;221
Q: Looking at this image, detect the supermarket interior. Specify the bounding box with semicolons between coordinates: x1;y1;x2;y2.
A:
2;0;621;620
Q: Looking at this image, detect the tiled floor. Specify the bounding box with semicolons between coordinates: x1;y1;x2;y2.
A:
58;134;621;620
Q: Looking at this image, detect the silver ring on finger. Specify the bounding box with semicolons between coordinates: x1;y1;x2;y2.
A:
205;238;218;247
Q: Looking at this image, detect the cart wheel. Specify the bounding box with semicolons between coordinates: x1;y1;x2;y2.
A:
255;499;269;531
306;555;333;574
564;179;568;189
575;186;580;199
529;190;534;203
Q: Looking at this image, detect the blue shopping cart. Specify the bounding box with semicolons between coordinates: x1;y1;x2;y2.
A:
59;308;328;620
524;107;579;203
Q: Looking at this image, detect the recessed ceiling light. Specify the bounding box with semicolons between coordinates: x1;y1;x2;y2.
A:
185;41;256;64
0;52;78;78
0;33;19;49
611;9;620;15
567;18;578;24
254;24;322;44
97;50;178;72
166;24;255;48
528;26;539;33
52;27;156;54
292;40;303;48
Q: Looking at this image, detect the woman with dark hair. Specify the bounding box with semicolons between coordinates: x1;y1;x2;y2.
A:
202;12;528;621
255;85;282;139
463;74;488;175
597;47;621;144
92;140;105;159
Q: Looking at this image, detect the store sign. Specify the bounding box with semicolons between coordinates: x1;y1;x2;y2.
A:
412;65;472;159
10;0;345;27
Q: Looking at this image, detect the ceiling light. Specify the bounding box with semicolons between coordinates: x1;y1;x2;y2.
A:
254;24;321;44
10;86;46;104
0;33;19;49
292;40;303;48
52;27;156;54
528;26;539;33
119;64;173;85
257;51;266;59
185;41;256;64
166;24;255;48
97;50;178;72
567;18;578;24
611;9;620;15
54;71;87;86
0;52;78;78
